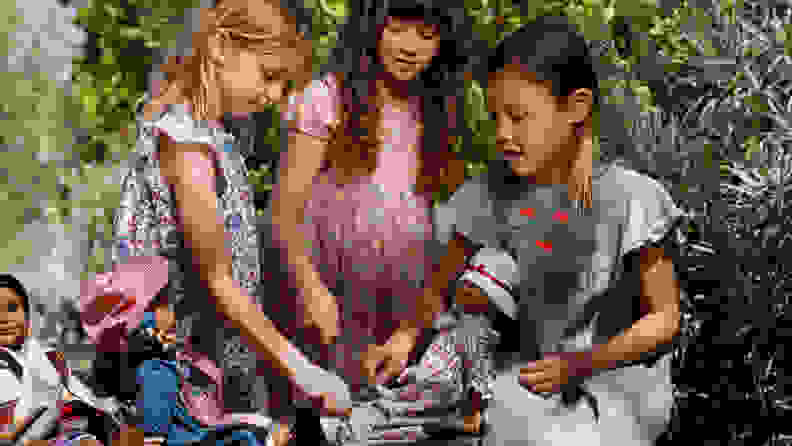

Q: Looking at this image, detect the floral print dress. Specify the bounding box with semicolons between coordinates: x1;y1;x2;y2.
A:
112;97;266;413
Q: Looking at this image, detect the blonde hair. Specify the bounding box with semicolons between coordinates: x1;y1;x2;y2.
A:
152;0;312;122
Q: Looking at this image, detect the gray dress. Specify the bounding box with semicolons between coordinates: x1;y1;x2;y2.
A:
435;161;684;445
111;99;267;412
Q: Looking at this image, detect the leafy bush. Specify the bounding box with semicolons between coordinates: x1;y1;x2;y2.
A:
4;0;792;443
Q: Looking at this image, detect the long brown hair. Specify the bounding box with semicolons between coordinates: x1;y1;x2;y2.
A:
150;0;312;122
321;0;476;199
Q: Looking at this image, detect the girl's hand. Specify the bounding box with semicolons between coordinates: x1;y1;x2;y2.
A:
301;288;340;346
518;352;594;394
309;392;353;418
361;328;418;386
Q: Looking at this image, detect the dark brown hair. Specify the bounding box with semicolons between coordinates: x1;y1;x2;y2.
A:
321;0;479;199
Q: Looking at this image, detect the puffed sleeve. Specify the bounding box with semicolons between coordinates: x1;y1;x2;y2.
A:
282;73;340;140
619;171;685;257
433;175;497;249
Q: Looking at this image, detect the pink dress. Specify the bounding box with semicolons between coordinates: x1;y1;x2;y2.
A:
269;72;433;394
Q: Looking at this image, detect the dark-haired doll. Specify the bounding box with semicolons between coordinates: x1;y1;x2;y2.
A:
0;274;104;446
79;258;289;446
315;248;520;444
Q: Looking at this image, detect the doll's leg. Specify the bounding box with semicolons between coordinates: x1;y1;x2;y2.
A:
454;314;499;434
134;360;182;442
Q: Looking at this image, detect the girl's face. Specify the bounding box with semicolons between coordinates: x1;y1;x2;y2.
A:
0;288;27;347
214;2;299;114
487;65;591;177
378;16;440;82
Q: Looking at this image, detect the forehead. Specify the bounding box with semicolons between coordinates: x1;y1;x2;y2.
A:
224;0;292;34
487;66;555;104
386;15;438;28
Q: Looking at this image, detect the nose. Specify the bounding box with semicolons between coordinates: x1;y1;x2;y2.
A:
396;30;424;58
494;114;512;145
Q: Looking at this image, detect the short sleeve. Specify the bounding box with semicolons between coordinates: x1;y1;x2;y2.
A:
620;173;685;256
433;176;496;248
143;104;229;148
282;73;339;140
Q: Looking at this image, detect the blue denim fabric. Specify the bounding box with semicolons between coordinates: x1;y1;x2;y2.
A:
136;355;263;445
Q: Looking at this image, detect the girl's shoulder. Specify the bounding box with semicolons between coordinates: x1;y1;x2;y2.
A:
593;162;676;209
134;93;233;158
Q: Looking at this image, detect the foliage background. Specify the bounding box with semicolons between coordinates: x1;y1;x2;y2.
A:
0;0;790;444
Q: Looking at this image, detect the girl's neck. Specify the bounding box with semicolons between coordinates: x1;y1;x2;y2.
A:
377;71;412;105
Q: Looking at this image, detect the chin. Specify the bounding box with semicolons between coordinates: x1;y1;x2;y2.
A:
508;160;539;177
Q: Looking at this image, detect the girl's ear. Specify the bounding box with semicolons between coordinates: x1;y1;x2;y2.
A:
567;88;594;126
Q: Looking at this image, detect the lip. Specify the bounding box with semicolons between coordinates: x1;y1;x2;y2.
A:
395;58;416;66
501;148;524;161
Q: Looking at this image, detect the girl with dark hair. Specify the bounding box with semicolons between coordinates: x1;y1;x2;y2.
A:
268;0;479;413
0;274;103;446
430;16;683;445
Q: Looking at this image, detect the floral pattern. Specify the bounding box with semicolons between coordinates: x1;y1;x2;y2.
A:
112;96;263;410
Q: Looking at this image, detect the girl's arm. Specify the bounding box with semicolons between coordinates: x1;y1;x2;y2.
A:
157;135;303;383
588;245;681;372
269;115;337;339
402;233;474;334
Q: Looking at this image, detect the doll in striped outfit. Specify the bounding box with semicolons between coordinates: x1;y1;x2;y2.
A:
323;247;519;444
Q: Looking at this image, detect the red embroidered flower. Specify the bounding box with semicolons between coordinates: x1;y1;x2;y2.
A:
553;210;569;223
536;240;552;252
520;208;535;217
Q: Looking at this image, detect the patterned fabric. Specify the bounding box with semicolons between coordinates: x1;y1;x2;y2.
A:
266;72;434;415
114;97;264;411
437;162;684;445
319;316;496;444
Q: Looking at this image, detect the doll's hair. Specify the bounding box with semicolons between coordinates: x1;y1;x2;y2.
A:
480;15;600;208
0;274;31;321
319;0;481;197
154;0;313;121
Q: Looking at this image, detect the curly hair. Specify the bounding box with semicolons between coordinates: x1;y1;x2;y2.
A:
319;0;481;198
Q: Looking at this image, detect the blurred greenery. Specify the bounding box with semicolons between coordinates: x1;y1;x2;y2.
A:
3;0;792;442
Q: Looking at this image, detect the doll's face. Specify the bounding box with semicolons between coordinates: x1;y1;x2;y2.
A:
0;288;27;347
